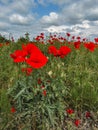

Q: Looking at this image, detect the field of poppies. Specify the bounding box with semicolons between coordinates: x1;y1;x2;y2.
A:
0;33;98;130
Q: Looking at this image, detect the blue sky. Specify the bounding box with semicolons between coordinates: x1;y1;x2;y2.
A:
0;0;98;41
33;2;59;18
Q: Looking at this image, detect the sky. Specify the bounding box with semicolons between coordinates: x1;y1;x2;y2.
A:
0;0;98;41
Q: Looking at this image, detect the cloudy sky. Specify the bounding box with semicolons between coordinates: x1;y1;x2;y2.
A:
0;0;98;41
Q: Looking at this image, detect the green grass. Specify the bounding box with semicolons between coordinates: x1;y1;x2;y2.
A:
0;40;98;130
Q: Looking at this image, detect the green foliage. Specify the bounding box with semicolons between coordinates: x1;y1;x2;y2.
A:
17;32;30;43
64;49;98;111
0;38;98;129
17;37;28;43
0;88;11;129
6;65;68;129
0;34;10;43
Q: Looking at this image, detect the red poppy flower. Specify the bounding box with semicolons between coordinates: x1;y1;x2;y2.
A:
66;109;74;115
59;46;71;58
10;50;28;62
54;35;57;37
40;32;44;35
37;78;42;84
21;67;33;75
35;36;41;41
77;36;81;40
84;42;96;52
41;85;45;89
85;112;91;118
6;42;10;45
74;119;80;127
74;41;81;49
0;43;3;47
11;43;48;68
11;107;16;113
26;52;48;69
48;45;71;58
82;38;86;42
94;38;98;43
66;33;70;37
48;45;60;56
22;43;41;55
72;36;75;40
40;35;44;39
42;90;47;96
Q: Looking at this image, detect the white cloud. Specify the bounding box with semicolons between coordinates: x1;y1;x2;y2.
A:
82;20;90;28
0;22;9;30
44;25;70;33
71;20;90;30
0;0;98;41
9;14;35;25
11;0;36;14
41;12;58;24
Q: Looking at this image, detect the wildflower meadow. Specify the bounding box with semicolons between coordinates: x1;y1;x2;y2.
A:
0;33;98;130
